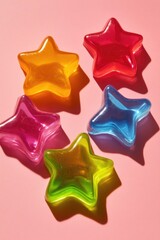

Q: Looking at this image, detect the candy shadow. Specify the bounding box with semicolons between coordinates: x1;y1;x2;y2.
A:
0;127;70;178
94;46;150;94
46;169;121;224
29;66;89;114
90;113;159;165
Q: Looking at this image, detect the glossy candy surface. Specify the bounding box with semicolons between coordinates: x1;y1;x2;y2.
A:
88;85;151;147
45;133;114;211
84;18;143;78
0;95;61;164
18;36;79;98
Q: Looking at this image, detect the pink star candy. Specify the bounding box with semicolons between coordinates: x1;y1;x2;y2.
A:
0;95;61;165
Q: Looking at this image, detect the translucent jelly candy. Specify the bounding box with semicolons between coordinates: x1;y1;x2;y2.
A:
44;133;114;211
88;85;151;147
84;18;143;79
18;36;79;99
0;95;61;164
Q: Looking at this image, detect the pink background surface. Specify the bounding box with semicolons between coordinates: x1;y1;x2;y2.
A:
0;0;160;239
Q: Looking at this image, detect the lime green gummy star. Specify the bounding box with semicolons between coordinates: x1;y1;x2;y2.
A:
44;133;114;211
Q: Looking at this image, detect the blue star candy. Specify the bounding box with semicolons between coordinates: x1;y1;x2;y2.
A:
88;85;151;147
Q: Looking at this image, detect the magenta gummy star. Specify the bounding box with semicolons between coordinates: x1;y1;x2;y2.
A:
0;95;61;165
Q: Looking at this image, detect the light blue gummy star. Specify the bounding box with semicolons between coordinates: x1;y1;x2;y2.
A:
88;85;151;147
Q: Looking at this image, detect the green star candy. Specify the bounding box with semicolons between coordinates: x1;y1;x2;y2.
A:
44;133;114;212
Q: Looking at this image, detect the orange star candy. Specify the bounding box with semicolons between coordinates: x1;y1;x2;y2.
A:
18;36;79;98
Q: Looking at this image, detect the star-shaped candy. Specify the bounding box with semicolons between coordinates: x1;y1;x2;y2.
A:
84;18;143;79
88;85;151;147
44;133;114;212
18;36;79;98
0;95;61;164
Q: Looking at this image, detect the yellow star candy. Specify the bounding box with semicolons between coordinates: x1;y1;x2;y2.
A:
18;36;79;98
